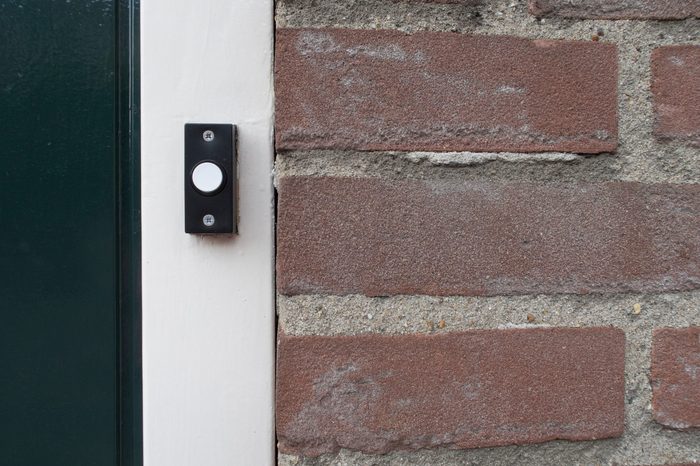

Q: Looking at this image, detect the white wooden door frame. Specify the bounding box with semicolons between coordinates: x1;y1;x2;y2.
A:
141;1;275;464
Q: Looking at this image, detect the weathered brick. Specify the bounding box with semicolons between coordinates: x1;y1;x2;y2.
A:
276;177;700;297
652;327;700;429
276;328;626;456
275;29;618;154
529;0;700;19
652;46;700;146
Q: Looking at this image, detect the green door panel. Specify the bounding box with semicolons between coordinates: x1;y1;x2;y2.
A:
1;1;122;464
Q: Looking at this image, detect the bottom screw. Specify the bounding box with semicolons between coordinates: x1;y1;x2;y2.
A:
202;214;216;227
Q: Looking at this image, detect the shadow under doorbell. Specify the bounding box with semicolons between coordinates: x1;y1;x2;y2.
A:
184;123;237;234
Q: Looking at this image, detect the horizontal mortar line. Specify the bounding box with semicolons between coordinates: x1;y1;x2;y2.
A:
273;149;700;184
273;23;700;45
278;289;700;300
277;150;592;161
277;292;700;336
275;147;699;160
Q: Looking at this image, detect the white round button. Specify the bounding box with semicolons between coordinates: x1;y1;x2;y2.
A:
191;162;224;194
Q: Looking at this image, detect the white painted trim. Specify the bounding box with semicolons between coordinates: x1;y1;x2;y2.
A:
141;1;275;465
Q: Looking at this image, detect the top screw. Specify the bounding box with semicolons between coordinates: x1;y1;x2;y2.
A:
202;130;215;142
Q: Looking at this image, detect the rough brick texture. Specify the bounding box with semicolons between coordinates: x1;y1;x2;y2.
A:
276;328;626;456
275;29;618;154
652;46;700;146
277;177;700;297
652;327;700;430
529;0;700;19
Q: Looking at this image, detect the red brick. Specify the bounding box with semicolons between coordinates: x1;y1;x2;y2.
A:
529;0;700;19
276;327;626;456
277;177;700;297
652;46;700;146
275;29;618;154
652;327;700;429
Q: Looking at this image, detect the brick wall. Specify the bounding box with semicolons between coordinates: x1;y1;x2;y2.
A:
273;1;700;464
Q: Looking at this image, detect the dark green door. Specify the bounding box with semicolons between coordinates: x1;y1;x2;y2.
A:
0;1;140;465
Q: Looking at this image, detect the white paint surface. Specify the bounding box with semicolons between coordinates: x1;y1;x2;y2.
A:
141;1;275;465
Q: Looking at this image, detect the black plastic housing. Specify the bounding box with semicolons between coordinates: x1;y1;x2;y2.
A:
184;123;237;234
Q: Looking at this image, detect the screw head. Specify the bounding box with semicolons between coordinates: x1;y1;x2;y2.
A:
202;130;215;142
202;214;216;227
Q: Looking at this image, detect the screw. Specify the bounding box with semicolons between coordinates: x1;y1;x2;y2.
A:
202;130;215;142
202;214;215;227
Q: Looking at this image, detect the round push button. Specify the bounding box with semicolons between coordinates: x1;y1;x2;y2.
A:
191;162;224;194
